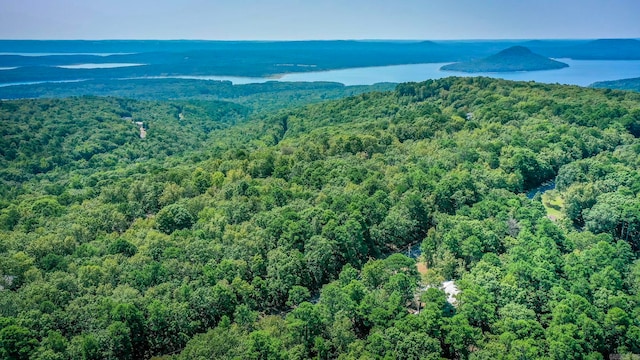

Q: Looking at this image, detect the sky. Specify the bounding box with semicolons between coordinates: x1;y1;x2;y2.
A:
0;0;638;40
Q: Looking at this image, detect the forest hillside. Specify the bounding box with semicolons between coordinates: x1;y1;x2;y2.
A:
1;77;640;359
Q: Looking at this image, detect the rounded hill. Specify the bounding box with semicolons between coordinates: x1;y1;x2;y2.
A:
441;46;569;73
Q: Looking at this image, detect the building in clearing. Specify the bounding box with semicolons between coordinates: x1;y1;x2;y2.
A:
441;281;460;305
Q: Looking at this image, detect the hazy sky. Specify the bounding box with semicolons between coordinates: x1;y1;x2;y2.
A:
1;0;638;40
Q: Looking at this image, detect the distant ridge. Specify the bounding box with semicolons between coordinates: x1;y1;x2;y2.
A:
589;39;640;46
563;39;640;60
592;77;640;92
441;46;569;73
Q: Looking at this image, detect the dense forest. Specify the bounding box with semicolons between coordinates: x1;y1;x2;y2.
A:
1;77;640;359
0;79;396;112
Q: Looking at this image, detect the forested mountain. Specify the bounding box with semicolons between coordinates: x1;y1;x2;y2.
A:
523;39;640;60
0;79;396;112
0;97;249;187
441;46;569;73
1;77;640;359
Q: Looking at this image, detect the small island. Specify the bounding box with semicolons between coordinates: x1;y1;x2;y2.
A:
441;46;569;73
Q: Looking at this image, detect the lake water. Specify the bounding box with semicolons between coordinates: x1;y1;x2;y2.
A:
128;74;276;85
57;63;145;69
0;79;88;88
0;52;135;56
2;59;640;88
279;59;640;86
129;59;640;87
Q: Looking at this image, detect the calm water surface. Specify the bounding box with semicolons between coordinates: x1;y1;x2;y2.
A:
2;59;640;88
134;59;640;87
57;63;145;69
0;52;136;56
0;79;88;88
278;59;640;86
128;75;276;85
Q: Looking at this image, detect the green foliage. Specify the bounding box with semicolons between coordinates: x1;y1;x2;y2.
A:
155;204;195;234
0;325;38;360
0;77;639;359
0;79;397;113
108;239;137;257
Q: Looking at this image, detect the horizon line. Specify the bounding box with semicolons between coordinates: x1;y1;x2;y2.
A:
1;37;639;42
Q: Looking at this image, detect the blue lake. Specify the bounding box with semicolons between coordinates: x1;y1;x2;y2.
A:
1;59;640;88
0;52;135;56
57;63;145;69
280;59;640;86
144;59;640;87
0;79;88;88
